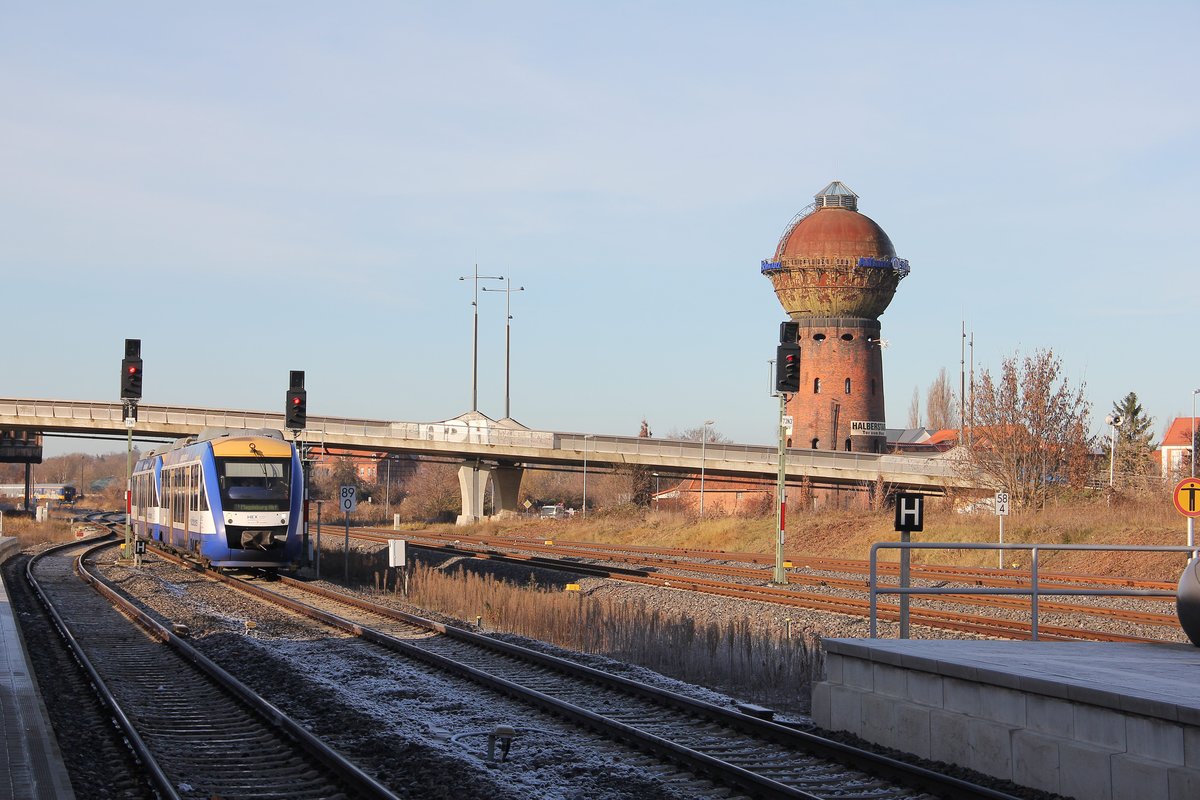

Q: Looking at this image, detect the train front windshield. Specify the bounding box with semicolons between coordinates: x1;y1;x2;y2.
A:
219;459;292;512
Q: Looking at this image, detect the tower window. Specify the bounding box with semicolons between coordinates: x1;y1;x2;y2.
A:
814;378;821;394
841;333;853;341
813;333;826;342
811;438;819;449
871;378;877;396
845;438;852;451
844;378;851;394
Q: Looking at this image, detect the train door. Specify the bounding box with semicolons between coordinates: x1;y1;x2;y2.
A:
187;462;202;554
182;464;192;550
171;467;186;550
166;468;178;547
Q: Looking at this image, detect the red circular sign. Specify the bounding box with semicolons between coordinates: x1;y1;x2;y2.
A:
1173;478;1200;518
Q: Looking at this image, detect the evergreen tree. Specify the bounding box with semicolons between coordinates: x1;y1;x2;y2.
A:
1102;392;1156;479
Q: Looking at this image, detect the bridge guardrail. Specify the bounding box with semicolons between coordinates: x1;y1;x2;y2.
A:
0;398;971;488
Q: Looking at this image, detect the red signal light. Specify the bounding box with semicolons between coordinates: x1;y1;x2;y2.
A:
121;356;143;399
775;343;800;393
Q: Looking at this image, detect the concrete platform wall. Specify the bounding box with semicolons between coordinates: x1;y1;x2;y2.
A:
812;645;1200;800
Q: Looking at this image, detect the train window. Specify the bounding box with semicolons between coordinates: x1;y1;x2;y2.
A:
220;459;291;512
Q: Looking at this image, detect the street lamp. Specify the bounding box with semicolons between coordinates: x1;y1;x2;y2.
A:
582;435;594;518
458;266;504;413
1105;413;1123;488
481;278;525;420
699;419;714;517
1191;389;1200;549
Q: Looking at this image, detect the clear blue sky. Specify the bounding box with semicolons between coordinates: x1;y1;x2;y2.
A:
4;2;1197;458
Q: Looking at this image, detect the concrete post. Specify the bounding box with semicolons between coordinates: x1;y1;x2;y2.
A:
490;463;524;518
456;462;493;525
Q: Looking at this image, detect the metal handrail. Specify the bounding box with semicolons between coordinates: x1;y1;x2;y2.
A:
868;542;1194;640
0;397;974;486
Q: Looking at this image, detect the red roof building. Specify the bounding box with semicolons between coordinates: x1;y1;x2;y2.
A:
1159;417;1197;479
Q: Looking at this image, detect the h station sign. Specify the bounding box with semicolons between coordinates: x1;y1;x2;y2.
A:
894;493;925;532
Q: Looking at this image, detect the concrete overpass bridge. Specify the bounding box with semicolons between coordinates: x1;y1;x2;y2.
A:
0;397;980;522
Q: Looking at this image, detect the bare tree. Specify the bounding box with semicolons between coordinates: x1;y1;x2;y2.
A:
395;462;461;522
907;387;921;428
674;424;731;443
969;349;1093;509
925;367;958;430
630;418;653;506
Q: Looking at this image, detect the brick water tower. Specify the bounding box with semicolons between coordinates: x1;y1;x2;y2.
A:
761;182;909;453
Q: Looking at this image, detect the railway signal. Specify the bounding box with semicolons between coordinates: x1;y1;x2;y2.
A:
286;370;307;430
775;343;800;394
779;320;798;344
121;339;143;399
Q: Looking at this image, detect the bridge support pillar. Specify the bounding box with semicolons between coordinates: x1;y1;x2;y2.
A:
456;462;492;525
490;462;524;519
456;461;525;524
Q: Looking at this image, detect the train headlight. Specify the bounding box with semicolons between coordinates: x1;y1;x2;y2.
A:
280;517;286;524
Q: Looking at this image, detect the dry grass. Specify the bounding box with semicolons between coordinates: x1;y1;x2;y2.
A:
1;514;77;547
402;561;822;712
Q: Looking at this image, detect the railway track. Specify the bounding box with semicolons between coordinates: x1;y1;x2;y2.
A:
381;528;1179;593
26;535;400;800
345;528;1177;642
139;543;1022;800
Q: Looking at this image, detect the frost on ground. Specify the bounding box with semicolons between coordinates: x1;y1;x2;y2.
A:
210;632;723;800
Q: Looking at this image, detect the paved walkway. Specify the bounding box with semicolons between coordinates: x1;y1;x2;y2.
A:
0;537;75;799
825;638;1200;724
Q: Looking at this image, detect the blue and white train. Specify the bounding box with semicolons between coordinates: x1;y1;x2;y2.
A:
131;428;302;570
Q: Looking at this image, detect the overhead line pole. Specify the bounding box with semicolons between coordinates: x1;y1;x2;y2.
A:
774;392;788;584
458;266;504;413
481;278;525;420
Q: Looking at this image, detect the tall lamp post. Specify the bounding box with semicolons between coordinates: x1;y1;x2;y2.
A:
1190;389;1199;548
458;266;504;413
481;278;525;420
1105;413;1123;488
582;434;594;518
1192;388;1199;479
699;419;714;517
